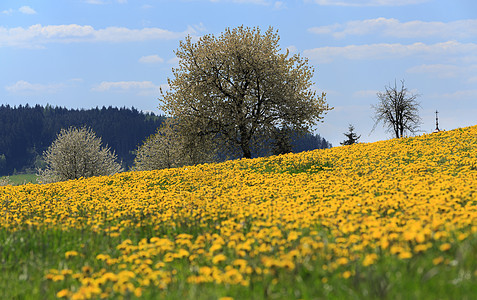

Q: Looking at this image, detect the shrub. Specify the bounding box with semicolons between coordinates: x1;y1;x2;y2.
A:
132;119;216;171
38;127;122;183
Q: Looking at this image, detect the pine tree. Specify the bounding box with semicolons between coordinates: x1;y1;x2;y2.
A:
340;124;361;146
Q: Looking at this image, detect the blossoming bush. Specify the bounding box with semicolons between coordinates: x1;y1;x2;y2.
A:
1;125;477;299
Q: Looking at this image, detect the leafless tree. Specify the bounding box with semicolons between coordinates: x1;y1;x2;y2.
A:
372;80;421;138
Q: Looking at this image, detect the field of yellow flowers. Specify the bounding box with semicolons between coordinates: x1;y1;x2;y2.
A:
2;125;477;299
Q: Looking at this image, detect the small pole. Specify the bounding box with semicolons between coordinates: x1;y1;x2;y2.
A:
433;110;440;133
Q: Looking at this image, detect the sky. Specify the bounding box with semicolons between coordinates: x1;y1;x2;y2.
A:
1;0;476;147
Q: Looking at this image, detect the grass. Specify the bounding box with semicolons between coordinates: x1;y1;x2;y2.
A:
1;125;477;299
0;173;38;185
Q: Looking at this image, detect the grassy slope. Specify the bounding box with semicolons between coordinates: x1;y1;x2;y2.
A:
0;173;38;185
1;126;477;299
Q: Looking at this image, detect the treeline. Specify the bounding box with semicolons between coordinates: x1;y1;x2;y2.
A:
0;104;331;176
0;104;164;176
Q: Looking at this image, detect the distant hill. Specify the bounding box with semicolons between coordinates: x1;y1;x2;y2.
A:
0;104;332;176
0;104;165;176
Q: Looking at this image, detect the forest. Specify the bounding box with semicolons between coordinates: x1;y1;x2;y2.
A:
0;104;331;176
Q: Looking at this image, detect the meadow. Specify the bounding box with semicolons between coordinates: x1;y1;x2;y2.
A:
0;173;38;186
1;125;477;299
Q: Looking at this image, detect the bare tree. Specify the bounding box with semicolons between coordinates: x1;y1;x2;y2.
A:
160;26;332;159
372;80;421;138
38;127;122;183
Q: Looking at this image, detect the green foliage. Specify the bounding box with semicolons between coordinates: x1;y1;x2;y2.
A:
340;124;361;146
2;215;477;299
1;174;38;185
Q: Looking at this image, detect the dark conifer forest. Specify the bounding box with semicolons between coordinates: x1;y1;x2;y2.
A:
0;104;331;176
0;104;165;176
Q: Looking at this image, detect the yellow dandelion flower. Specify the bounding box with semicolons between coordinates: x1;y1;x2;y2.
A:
433;256;444;265
212;254;227;264
398;251;413;259
65;251;79;259
342;271;352;279
362;253;378;267
439;243;451;251
56;289;70;298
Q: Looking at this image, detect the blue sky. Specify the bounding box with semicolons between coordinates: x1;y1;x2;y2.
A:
1;0;476;146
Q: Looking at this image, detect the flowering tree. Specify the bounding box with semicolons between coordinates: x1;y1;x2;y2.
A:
38;127;122;183
160;26;331;159
132;119;216;171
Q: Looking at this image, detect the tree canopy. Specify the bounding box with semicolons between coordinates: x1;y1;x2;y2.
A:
160;26;331;159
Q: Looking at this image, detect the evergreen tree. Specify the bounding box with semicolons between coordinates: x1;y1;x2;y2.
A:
341;124;360;146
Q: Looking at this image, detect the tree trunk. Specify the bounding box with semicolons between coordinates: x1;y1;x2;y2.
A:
242;146;252;159
240;131;252;158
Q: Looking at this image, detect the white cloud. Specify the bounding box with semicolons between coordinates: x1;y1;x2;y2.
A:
432;89;477;101
2;6;37;15
92;81;156;91
91;81;167;96
1;9;14;15
5;80;64;94
309;0;429;6
0;24;196;48
309;18;477;39
407;64;460;78
83;0;107;4
210;0;270;4
353;90;379;98
407;64;477;79
273;1;287;9
303;41;477;64
19;6;37;14
139;55;164;64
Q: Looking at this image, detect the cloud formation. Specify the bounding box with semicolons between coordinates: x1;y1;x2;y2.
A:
19;6;37;14
407;64;477;79
5;80;64;94
92;81;157;91
209;0;287;7
0;24;197;48
309;18;477;39
304;41;477;63
2;6;37;15
209;0;269;4
83;0;127;4
139;55;164;64
91;81;167;96
309;0;429;6
353;90;379;98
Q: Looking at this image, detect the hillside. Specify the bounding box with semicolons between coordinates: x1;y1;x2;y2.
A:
0;104;331;176
1;125;477;299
